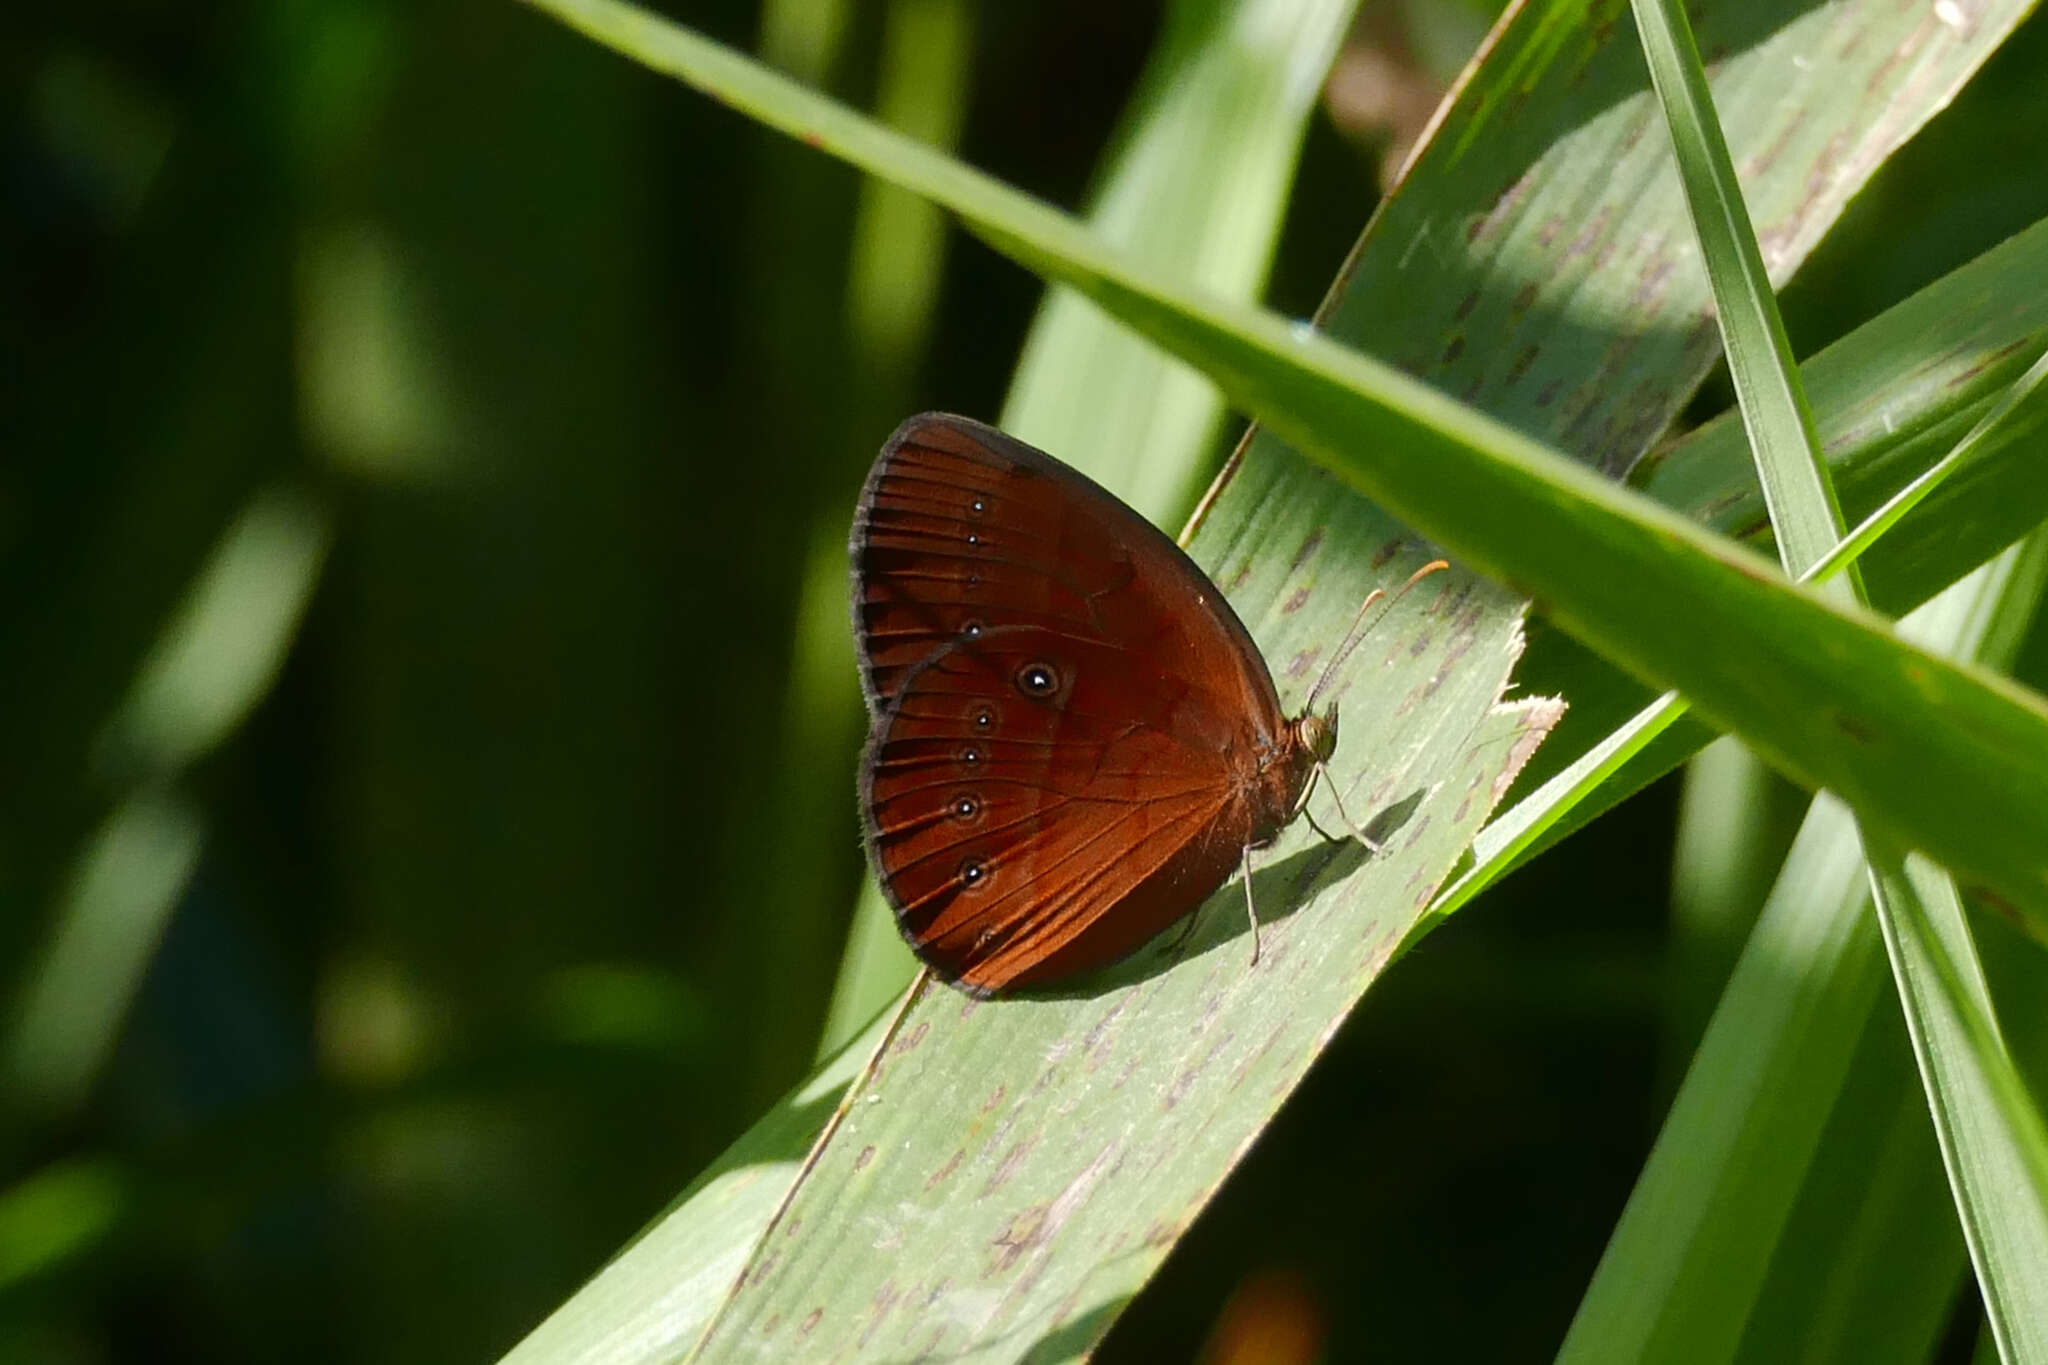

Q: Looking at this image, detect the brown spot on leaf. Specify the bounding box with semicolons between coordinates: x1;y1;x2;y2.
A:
800;1307;824;1336
982;1137;1038;1194
1291;529;1325;572
1084;1001;1127;1057
854;1145;876;1172
1566;208;1610;260
993;1207;1049;1272
1143;1217;1183;1248
860;1282;901;1348
926;1148;963;1189
1283;586;1312;613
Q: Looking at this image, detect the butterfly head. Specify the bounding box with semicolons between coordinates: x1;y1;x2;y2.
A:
1294;705;1338;768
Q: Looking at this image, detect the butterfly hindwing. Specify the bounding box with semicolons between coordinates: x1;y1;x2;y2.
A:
862;625;1247;993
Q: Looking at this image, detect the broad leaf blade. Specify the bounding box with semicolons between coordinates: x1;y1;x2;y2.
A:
693;474;1555;1358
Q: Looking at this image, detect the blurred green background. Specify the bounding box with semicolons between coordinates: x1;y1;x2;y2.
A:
6;1;2048;1361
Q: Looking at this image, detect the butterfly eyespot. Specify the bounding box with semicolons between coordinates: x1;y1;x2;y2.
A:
969;498;987;515
958;858;989;889
966;573;981;589
1015;662;1060;698
951;794;981;821
960;618;984;640
966;533;981;546
972;707;995;731
961;745;983;765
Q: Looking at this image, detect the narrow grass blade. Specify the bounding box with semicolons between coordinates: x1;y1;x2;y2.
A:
1630;0;1853;586
1592;4;2048;1354
1513;219;2048;823
1867;841;2048;1361
802;0;975;1061
1558;538;2048;1365
1424;330;2048;926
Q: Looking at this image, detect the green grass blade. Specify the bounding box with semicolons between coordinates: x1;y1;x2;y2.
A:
1630;0;1852;585
1421;323;2048;927
498;1009;897;1363
1001;0;1361;523
3;486;329;1118
1733;982;1962;1365
805;0;974;1061
1867;840;2048;1362
1558;787;1889;1364
1629;8;2048;1353
1512;217;2048;823
1558;537;2048;1365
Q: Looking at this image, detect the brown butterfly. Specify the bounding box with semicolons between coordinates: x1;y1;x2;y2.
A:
851;414;1434;996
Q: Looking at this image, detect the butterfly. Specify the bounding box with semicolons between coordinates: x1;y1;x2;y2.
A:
851;413;1436;996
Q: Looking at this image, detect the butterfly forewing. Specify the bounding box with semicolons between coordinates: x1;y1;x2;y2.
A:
851;414;1300;993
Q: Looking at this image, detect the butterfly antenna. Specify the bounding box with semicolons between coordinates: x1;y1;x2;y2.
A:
1303;559;1451;713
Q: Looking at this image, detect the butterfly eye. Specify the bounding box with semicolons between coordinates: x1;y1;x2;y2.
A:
1015;662;1060;698
958;858;989;889
951;794;981;822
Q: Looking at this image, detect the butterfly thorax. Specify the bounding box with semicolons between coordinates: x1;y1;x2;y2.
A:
1243;709;1333;847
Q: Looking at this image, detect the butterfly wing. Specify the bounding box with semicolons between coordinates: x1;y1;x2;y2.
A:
851;413;1293;993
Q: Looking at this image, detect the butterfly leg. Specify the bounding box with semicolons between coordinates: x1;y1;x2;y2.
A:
1241;842;1262;968
1312;762;1384;856
1302;806;1345;846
